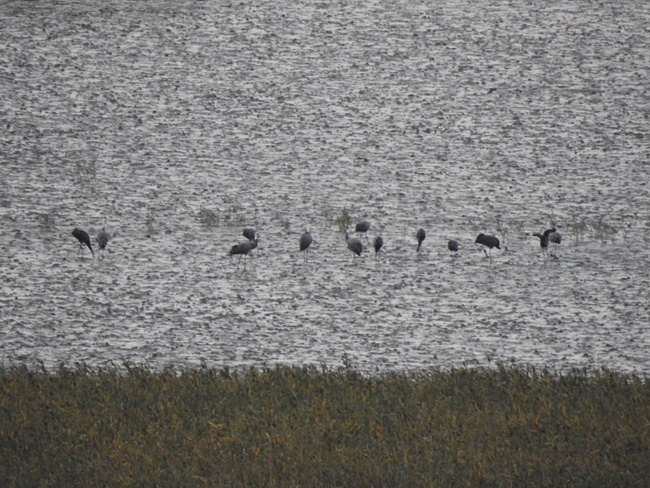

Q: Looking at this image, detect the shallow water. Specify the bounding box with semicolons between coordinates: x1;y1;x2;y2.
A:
1;0;649;373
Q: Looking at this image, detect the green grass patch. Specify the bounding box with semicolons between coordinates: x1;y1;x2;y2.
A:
1;363;648;487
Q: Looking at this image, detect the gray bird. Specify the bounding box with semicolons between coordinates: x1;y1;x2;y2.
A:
548;230;562;255
416;228;426;251
532;232;550;253
345;231;363;261
96;218;109;258
243;228;257;241
475;233;500;257
299;232;313;262
373;236;384;260
355;220;370;238
533;228;559;256
72;228;94;258
229;238;258;268
448;239;460;255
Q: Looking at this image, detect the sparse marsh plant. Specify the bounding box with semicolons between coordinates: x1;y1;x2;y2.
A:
335;207;353;232
493;216;525;242
322;208;334;221
197;206;219;228
145;208;157;235
74;160;97;183
569;215;588;242
223;205;245;225
544;212;560;231
36;211;56;230
589;216;618;241
495;215;510;247
621;213;638;240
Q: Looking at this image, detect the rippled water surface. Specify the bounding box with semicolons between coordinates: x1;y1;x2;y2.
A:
1;0;649;373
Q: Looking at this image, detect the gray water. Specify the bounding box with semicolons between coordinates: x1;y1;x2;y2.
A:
1;0;649;373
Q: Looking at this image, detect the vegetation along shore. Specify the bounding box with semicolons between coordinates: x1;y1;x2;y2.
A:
1;363;649;487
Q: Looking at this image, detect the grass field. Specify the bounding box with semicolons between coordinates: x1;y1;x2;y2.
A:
1;363;648;487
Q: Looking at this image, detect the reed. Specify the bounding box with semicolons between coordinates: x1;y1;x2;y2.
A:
1;363;648;487
335;207;353;232
145;208;157;235
36;211;56;230
74;161;97;183
197;206;219;228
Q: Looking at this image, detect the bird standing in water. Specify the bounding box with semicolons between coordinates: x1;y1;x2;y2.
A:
355;220;370;239
533;228;560;257
475;233;500;257
548;230;562;255
229;238;258;268
533;231;550;254
72;228;94;258
373;236;384;261
416;228;426;252
96;218;109;259
448;239;460;255
345;231;363;262
299;232;312;262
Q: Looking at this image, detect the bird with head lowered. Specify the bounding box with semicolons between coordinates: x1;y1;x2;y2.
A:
72;228;94;258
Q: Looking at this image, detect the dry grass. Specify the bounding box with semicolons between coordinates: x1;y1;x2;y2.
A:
335;207;353;232
74;161;97;183
197;206;219;228
1;363;648;487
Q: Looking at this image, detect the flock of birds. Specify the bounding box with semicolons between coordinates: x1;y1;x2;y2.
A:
71;218;562;267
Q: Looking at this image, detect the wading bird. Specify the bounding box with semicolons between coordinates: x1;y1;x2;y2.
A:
548;229;562;255
299;232;312;262
355;220;370;239
373;236;384;261
533;231;550;254
72;228;94;258
475;233;500;257
345;231;363;261
416;228;426;252
243;228;257;241
533;228;560;256
96;218;109;259
229;238;258;268
448;239;460;255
